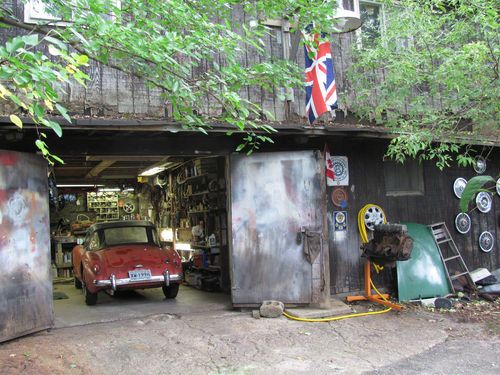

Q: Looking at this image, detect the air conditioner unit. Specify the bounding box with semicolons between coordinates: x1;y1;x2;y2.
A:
332;0;362;33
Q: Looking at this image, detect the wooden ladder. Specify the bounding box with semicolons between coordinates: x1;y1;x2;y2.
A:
428;222;475;293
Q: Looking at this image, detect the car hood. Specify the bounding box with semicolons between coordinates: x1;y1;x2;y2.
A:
96;245;166;269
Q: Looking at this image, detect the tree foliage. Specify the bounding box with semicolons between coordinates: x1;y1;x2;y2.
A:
0;0;343;160
348;0;499;169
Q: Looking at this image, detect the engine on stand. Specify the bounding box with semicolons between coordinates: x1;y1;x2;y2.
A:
361;223;413;267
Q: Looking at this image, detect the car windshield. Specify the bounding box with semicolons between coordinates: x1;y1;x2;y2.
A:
102;226;159;247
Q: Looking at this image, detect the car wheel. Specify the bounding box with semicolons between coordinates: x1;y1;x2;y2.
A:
82;278;98;306
74;275;82;289
162;284;179;299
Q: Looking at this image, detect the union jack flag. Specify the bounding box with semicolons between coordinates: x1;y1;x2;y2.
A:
304;32;337;124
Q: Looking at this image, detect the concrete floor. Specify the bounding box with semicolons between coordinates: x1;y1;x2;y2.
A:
53;283;232;328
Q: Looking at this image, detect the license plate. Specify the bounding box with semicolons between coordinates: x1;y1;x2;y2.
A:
128;269;152;281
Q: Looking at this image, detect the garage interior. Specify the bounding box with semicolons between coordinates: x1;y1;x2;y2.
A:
28;128;246;321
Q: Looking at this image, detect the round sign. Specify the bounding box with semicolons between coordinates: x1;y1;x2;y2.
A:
473;156;486;174
496;178;500;196
331;187;348;208
332;158;348;182
453;178;467;199
454;213;471;234
476;192;492;213
479;231;494;253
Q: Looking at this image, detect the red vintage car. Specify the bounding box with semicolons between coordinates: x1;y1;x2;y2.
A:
72;220;182;305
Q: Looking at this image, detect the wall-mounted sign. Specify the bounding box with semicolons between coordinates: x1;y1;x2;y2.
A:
334;211;347;231
332;156;349;186
331;187;348;208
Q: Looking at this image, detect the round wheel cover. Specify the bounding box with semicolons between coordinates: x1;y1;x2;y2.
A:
123;201;136;213
454;213;471;234
476;192;492;213
331;187;348;208
363;206;385;231
473;156;486;174
453;178;467;199
479;231;494;253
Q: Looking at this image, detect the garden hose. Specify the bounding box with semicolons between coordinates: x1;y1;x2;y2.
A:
282;279;391;322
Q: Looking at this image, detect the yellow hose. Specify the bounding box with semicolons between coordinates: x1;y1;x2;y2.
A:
358;204;387;273
282;279;391;322
282;204;392;323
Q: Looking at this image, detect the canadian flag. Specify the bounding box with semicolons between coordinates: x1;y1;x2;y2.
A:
325;145;335;186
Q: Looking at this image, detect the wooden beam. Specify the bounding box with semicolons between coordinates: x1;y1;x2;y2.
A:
85;160;117;178
85;155;165;162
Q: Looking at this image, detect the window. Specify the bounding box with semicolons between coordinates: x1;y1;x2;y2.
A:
357;1;385;49
24;0;72;25
103;226;158;247
383;160;424;196
24;0;120;25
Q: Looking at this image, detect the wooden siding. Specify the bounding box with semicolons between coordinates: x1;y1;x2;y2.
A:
0;2;355;124
326;138;499;294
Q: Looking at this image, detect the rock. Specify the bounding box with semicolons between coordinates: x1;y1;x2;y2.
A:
259;300;284;318
252;310;261;319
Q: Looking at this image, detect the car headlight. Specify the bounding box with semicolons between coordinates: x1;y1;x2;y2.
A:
92;265;100;274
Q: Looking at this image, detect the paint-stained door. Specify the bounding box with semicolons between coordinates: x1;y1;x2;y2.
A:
229;151;324;305
0;150;53;342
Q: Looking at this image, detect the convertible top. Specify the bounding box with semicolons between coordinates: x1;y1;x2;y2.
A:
88;220;155;232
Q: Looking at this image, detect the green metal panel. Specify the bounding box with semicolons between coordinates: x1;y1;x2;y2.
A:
397;223;452;302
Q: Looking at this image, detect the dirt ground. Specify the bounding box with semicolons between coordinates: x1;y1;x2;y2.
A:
1;299;499;375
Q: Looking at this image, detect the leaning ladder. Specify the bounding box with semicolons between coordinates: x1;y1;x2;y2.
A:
428;222;475;293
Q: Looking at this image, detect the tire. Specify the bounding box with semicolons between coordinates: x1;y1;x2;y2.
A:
162;283;179;299
74;276;82;289
82;278;98;305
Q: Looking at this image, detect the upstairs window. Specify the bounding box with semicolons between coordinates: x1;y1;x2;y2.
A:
24;0;120;25
24;0;73;24
357;1;385;49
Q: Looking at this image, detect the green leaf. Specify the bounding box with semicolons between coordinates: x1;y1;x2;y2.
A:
55;103;72;124
44;36;66;50
459;176;495;213
48;45;61;56
235;143;245;152
76;54;89;65
23;34;39;46
9;114;23;128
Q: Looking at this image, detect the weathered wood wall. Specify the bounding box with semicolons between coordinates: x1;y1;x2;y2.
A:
326;137;499;294
0;2;354;124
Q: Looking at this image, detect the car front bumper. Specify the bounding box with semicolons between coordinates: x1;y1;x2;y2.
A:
93;270;182;291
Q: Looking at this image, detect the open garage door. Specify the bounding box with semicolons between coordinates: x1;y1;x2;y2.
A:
229;150;326;306
0;150;53;342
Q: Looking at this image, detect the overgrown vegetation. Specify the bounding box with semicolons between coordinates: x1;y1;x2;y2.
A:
348;0;499;168
0;1;498;166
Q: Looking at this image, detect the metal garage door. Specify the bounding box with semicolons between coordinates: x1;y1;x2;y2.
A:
229;150;324;305
0;150;53;342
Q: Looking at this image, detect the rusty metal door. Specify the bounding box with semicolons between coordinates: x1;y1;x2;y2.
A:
229;151;324;305
0;150;53;342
